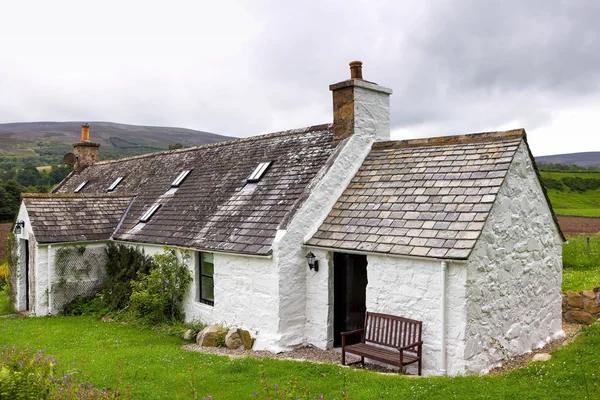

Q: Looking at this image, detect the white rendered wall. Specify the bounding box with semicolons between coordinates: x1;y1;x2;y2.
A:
366;254;468;376
463;143;564;374
13;203;36;313
135;243;281;351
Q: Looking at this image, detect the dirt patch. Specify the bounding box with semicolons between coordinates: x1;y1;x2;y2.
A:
557;216;600;236
489;322;583;374
0;223;12;260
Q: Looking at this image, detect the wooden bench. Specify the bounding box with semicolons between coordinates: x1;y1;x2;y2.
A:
341;311;423;375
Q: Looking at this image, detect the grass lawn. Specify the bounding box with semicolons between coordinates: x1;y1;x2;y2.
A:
562;234;600;292
1;316;600;399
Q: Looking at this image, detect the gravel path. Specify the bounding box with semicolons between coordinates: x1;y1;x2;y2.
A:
184;322;584;375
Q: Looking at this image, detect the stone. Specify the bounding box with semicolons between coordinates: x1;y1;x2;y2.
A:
241;329;253;349
183;329;196;341
566;291;584;308
532;353;551;362
225;329;244;350
196;325;227;347
582;290;596;300
566;310;596;326
583;299;600;314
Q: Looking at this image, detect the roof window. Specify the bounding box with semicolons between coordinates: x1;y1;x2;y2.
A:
107;177;124;192
171;169;192;188
139;203;161;223
74;181;88;193
247;162;272;183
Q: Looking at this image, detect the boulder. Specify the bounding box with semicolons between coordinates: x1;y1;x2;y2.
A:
582;290;596;300
225;328;254;350
566;291;583;308
583;299;600;314
532;353;551;362
196;325;227;347
566;310;596;326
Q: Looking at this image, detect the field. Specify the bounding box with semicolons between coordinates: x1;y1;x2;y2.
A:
540;171;600;217
562;233;600;292
0;315;599;399
0;223;11;260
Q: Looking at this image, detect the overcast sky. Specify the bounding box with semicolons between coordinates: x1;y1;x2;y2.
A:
1;0;599;156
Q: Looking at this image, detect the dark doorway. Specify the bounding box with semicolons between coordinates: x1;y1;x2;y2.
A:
333;252;367;347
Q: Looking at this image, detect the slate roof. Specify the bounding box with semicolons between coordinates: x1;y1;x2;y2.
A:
53;124;335;255
306;130;527;260
22;194;133;244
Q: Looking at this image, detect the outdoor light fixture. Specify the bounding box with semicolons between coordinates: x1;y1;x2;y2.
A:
14;220;25;235
306;251;319;272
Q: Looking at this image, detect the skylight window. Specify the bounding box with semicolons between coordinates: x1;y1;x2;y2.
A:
139;203;161;223
74;181;88;193
107;177;124;192
171;169;192;188
247;162;272;183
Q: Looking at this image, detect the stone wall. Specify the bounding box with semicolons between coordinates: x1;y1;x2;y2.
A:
563;288;600;325
464;143;564;374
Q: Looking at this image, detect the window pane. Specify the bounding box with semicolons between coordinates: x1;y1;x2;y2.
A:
202;254;214;276
201;277;214;302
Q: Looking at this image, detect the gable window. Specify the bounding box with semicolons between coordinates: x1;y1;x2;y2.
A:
247;162;271;183
171;169;192;188
197;252;214;306
74;181;88;193
107;176;124;192
140;203;161;223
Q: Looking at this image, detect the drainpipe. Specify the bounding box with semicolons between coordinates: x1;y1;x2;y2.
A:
48;245;52;315
440;260;448;375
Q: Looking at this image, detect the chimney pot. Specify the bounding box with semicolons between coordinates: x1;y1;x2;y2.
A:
81;123;90;142
349;61;363;79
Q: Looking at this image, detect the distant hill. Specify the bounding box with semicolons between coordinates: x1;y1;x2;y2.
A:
536;152;600;168
0;121;237;161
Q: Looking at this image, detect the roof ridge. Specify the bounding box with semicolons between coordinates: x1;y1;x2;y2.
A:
374;129;525;150
91;123;332;166
22;193;134;199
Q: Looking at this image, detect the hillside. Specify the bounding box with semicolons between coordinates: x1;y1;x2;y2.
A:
0;121;237;162
536;152;600;168
539;171;600;217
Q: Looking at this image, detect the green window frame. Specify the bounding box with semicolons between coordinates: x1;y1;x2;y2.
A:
198;252;214;306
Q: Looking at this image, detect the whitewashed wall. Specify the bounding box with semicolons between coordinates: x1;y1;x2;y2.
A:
366;254;468;376
137;243;281;350
13;203;36;313
464;143;564;374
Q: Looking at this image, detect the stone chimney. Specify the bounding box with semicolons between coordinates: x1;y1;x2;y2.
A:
330;61;392;146
73;123;100;170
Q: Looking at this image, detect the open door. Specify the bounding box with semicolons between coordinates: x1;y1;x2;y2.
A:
333;252;367;347
19;239;30;311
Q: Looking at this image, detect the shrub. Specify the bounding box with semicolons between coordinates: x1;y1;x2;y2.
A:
129;248;192;325
103;243;155;311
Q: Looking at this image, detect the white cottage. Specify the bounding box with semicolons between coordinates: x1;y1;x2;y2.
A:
12;62;564;375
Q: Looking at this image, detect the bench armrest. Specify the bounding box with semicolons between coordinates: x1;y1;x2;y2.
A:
397;341;423;351
340;329;364;337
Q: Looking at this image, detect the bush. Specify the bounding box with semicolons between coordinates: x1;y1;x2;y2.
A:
129;248;192;325
103;243;155;311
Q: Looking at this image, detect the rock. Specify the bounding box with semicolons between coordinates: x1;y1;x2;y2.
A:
566;291;584;308
241;329;253;349
101;316;114;323
583;299;600;314
532;353;551;362
582;290;596;300
225;328;254;350
196;325;227;347
183;329;196;341
567;310;596;326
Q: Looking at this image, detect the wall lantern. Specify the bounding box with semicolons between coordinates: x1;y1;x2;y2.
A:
306;251;319;272
14;220;25;235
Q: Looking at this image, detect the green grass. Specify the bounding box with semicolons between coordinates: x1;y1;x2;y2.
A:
540;171;600;217
1;316;600;399
562;234;600;292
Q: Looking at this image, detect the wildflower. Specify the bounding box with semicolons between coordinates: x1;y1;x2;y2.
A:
254;392;258;397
